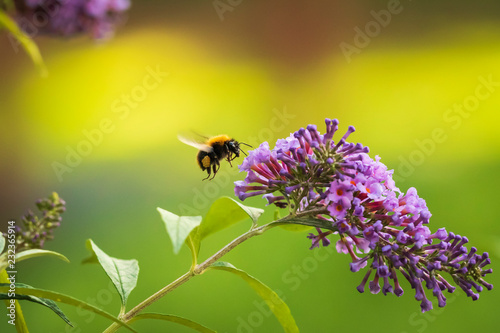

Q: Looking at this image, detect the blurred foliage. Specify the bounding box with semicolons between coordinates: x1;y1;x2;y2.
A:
0;9;46;76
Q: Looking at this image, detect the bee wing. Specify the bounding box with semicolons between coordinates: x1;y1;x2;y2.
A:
192;131;211;141
178;134;213;152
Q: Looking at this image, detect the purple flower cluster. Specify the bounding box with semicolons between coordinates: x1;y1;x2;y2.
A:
13;0;130;38
4;192;66;251
235;119;493;312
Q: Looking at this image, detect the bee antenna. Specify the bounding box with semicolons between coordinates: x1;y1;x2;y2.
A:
238;142;251;156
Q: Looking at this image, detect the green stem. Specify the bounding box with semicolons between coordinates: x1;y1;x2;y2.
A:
103;271;194;333
102;208;327;333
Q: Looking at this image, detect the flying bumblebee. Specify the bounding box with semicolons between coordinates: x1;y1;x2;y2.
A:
178;134;251;180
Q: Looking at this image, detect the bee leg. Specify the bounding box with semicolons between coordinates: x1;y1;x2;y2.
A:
209;163;218;180
207;160;220;181
227;153;237;167
202;167;211;181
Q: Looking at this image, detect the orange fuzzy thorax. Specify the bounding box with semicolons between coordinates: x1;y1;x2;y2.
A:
206;134;232;145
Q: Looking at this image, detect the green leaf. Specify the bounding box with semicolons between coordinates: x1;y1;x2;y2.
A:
129;313;216;333
0;284;138;332
0;233;5;253
157;207;202;255
272;217;337;232
0;255;7;273
210;262;299;333
83;239;139;308
16;249;70;264
185;197;264;268
0;234;7;271
274;207;281;221
278;224;312;232
198;197;264;240
185;232;199;270
273;210;313;233
0;282;73;327
0;9;47;76
187;197;264;258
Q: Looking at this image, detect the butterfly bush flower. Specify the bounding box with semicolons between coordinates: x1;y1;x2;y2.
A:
235;119;493;312
3;192;66;251
13;0;130;38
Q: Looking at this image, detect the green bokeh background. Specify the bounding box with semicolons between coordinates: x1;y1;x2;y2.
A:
1;1;499;332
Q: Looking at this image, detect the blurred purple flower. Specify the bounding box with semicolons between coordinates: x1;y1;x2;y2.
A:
13;0;130;38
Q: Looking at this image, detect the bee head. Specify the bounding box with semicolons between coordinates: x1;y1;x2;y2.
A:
227;140;240;157
229;140;252;157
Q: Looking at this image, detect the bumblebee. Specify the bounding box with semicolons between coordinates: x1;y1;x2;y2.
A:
178;134;251;180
